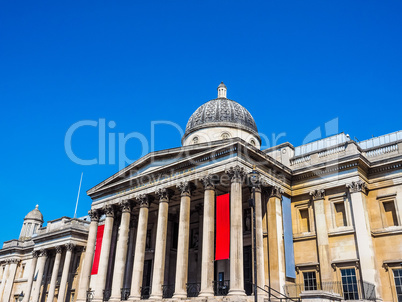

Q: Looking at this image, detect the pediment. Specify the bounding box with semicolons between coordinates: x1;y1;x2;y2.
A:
87;140;234;196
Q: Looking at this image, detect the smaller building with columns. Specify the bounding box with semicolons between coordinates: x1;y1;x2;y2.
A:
1;83;402;302
0;206;89;302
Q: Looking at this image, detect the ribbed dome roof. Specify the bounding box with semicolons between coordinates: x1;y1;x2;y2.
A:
25;205;44;222
184;98;259;140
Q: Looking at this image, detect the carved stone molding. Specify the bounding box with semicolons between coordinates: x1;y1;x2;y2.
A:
136;194;153;208
120;200;132;213
270;186;284;199
55;246;63;254
383;263;389;272
310;189;325;201
65;243;75;252
225;165;245;183
346;181;368;195
331;263;337;271
177;181;194;196
200;174;218;191
88;209;100;222
155;188;174;203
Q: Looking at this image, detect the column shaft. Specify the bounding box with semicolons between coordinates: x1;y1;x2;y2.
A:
267;189;285;293
347;181;381;297
58;245;74;302
150;189;171;299
0;263;10;301
110;202;132;302
93;206;115;301
255;188;265;296
199;186;215;297
23;254;38;302
129;198;150;300
228;179;245;296
310;190;332;283
31;251;48;302
173;182;192;298
76;210;99;302
47;248;62;302
2;260;18;302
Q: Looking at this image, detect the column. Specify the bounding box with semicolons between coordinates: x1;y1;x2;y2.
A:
346;181;381;296
124;217;137;289
310;189;332;283
199;175;215;297
0;261;10;301
23;252;39;302
76;209;99;302
267;186;285;293
196;204;203;283
226;165;246;296
93;205;115;302
255;185;265;298
2;258;19;302
173;181;193;298
47;246;63;302
129;194;151;301
58;243;75;302
150;188;173;299
31;249;48;302
110;201;132;302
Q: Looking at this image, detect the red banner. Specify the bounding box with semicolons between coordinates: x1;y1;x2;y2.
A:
91;225;104;275
215;193;230;260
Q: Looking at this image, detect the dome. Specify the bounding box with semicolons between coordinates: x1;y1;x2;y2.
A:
183;83;260;143
25;204;44;223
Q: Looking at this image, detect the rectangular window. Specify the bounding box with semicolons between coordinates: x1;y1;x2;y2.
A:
303;271;317;290
383;201;398;227
341;268;359;300
394;269;402;302
299;209;310;233
334;202;347;227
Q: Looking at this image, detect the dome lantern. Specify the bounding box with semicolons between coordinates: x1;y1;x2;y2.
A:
182;83;261;148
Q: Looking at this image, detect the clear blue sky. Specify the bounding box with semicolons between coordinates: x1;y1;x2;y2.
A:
0;0;401;244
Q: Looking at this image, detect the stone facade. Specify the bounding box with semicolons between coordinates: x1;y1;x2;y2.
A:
1;84;402;302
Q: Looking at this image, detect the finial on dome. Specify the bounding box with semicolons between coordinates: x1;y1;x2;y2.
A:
35;204;39;209
217;82;227;98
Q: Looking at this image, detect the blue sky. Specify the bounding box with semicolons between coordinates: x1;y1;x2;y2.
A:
0;0;401;244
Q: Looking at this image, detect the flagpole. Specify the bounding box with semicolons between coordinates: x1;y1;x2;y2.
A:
74;172;83;218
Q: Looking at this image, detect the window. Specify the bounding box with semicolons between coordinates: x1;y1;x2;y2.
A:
383;201;398;227
303;272;317;290
334;202;347;227
250;139;256;146
299;208;310;233
341;268;359;300
394;269;402;302
20;264;25;278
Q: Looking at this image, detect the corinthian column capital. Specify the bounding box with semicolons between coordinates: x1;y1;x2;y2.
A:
177;181;194;196
200;174;218;191
103;205;115;217
120;200;132;213
88;209;100;222
55;246;63;254
32;250;41;258
155;188;174;202
225;165;245;183
136;194;153;208
270;186;284;199
65;243;75;252
346;181;368;195
310;189;325;201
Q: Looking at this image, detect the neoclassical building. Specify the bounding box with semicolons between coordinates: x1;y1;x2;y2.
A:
1;83;402;302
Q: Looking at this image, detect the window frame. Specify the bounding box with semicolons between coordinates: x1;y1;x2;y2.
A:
377;194;401;228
